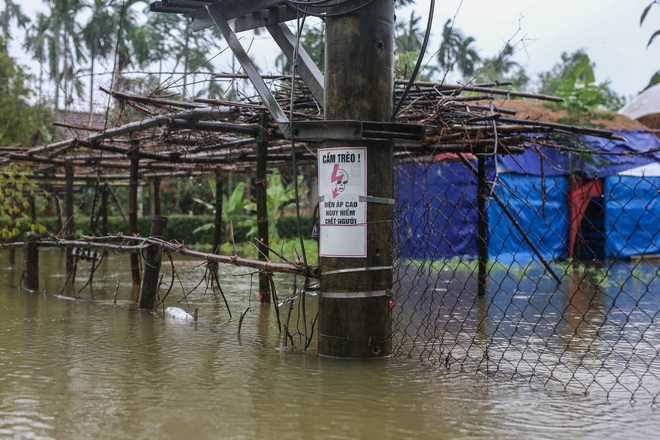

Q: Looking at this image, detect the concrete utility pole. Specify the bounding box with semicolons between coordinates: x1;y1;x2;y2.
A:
149;0;408;359
318;0;395;358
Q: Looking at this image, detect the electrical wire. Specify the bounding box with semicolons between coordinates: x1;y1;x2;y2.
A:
390;0;436;121
285;0;377;18
288;14;309;269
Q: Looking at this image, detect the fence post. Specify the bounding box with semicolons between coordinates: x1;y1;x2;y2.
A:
150;177;161;217
139;215;169;310
129;148;141;286
477;156;488;296
65;161;75;276
318;0;394;358
210;169;224;277
256;111;271;303
23;232;39;291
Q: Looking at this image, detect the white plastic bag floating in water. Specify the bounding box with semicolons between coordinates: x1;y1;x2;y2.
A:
164;306;194;321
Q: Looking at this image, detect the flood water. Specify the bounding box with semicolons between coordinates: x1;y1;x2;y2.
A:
1;249;658;439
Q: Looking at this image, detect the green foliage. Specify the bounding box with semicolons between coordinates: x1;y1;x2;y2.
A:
0;0;30;40
275;21;325;75
2;213;314;248
537;50;624;111
0;164;48;240
394;11;436;81
437;19;482;80
641;1;660;48
244;169;308;241
0;39;52;146
540;52;624;128
192;180;253;238
193;169;308;244
24;0;90;109
156;175;215;216
644;71;660;90
435;20;528;89
472;44;530;90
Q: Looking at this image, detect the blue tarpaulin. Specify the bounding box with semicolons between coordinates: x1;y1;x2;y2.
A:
494;141;571;176
396;130;660;261
579;130;660;178
397;161;478;260
604;175;660;258
488;173;569;263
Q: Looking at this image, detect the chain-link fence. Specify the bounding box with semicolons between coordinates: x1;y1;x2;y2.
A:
392;137;660;404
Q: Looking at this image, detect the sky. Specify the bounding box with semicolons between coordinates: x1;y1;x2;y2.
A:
4;0;660;105
402;0;660;99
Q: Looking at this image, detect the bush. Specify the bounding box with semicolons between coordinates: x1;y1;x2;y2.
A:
1;214;315;246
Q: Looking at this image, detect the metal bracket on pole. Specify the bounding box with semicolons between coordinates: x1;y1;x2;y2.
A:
286;120;426;142
266;23;325;104
150;1;326;137
205;4;292;138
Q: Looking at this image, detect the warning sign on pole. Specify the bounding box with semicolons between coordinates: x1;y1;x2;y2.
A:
317;147;367;257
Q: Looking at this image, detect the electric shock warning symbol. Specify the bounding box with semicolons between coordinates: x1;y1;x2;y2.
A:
331;165;348;199
317;147;367;258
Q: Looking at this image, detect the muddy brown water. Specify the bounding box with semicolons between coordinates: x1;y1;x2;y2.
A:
0;249;658;439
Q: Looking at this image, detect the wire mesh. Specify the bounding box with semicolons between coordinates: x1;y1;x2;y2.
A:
392;151;660;404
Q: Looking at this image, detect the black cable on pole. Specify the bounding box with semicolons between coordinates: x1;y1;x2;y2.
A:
285;0;378;18
288;12;309;269
390;0;435;121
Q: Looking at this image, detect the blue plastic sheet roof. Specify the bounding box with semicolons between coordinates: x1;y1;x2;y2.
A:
493;130;660;178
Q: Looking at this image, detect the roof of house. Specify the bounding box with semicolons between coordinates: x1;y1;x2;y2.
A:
492;98;649;131
618;83;660;120
53;110;109;140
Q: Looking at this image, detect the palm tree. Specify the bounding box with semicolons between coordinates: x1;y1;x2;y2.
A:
454;35;480;78
24;0;89;110
474;43;529;89
274;22;325;76
0;0;30;41
641;1;659;48
437;19;463;74
82;0;116;114
395;11;422;54
437;19;482;81
394;11;429;79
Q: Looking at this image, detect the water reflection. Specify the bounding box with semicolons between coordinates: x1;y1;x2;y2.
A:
0;250;659;439
393;259;660;401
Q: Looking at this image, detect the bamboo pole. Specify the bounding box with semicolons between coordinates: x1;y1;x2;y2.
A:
0;236;319;277
212;169;223;256
128;148;141;286
256;112;271;303
150;177;161;217
64;162;75;275
22;232;39;291
139;216;169;310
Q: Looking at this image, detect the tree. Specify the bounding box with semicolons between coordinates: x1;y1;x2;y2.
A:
0;163;49;240
641;0;660;48
394;11;436;81
82;0;116;114
437;19;482;81
473;43;529;89
641;1;660;90
139;11;224;98
437;19;463;74
275;22;325;76
541;51;624;127
24;0;89;110
0;39;52;147
0;0;30;41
